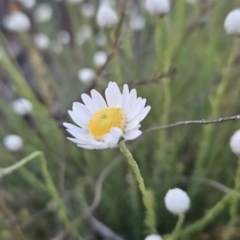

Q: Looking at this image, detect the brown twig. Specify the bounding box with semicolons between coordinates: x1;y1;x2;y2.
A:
83;0;130;97
144;115;240;132
127;68;176;86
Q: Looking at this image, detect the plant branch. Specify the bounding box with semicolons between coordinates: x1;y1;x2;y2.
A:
144;115;240;133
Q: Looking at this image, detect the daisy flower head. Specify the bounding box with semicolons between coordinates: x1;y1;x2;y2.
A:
64;82;151;149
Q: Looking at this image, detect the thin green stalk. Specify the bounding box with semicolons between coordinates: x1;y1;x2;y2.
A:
224;158;240;240
175;193;232;239
119;141;157;234
0;152;41;178
193;38;240;179
230;158;240;217
170;214;185;240
1;151;83;240
154;17;165;71
39;154;83;240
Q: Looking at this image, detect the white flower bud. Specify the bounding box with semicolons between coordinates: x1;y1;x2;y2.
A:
164;188;190;215
78;68;96;83
12;98;32;116
96;4;118;29
145;0;170;16
34;4;53;23
224;9;240;36
93;51;108;67
230;129;240;155
129;15;146;31
3;12;31;32
3;135;23;152
58;30;70;45
34;34;50;50
144;235;163;240
81;3;95;18
17;0;36;9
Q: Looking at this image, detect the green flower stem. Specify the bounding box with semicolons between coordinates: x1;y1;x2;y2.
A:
175;193;232;239
193;38;240;177
0;152;41;178
1;151;83;240
154;17;165;71
170;214;185;240
119;141;157;234
39;154;83;240
225;158;240;239
230;158;240;216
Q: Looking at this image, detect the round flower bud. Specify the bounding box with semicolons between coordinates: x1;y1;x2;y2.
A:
81;3;95;18
144;235;163;240
93;51;108;67
78;68;96;83
12;98;32;116
224;9;240;36
34;4;53;23
3;135;23;152
3;12;31;32
145;0;170;16
96;4;118;29
164;188;190;215
230;129;240;155
34;34;50;50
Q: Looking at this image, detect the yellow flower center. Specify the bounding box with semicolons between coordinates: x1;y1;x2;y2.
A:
88;107;126;141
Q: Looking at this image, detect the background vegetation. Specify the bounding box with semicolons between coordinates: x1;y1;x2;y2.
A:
0;0;240;239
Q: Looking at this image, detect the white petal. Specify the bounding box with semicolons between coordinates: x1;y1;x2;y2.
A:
63;122;88;134
121;84;130;112
77;144;96;149
90;89;107;109
103;133;119;148
126;98;145;122
110;127;123;138
137;106;151;121
86;138;108;149
68;110;88;129
67;129;88;141
81;93;100;113
67;137;85;144
123;130;142;140
124;89;137;114
105;87;115;107
125;119;141;131
72;102;91;124
108;82;122;107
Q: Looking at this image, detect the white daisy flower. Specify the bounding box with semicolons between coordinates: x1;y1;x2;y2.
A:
64;82;151;149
